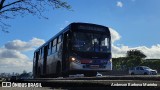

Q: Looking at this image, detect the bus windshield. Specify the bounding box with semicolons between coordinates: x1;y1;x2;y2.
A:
72;32;110;53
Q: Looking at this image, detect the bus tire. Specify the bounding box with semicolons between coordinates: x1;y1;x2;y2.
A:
56;61;62;77
131;72;134;75
144;72;148;75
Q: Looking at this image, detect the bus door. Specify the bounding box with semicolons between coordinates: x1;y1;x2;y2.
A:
34;51;39;77
43;45;48;75
62;32;70;72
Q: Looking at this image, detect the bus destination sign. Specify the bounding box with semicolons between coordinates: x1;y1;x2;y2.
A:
78;25;107;32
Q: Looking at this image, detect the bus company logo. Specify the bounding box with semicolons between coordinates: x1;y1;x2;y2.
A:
2;82;11;87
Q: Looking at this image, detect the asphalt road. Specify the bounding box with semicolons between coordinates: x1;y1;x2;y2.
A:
26;75;160;81
1;75;160;90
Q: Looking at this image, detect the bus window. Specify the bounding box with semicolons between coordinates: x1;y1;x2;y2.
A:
73;32;109;52
100;37;109;52
48;42;52;55
34;52;36;59
57;35;62;51
33;52;36;62
41;47;44;58
52;39;57;53
36;51;39;60
105;38;109;46
39;49;41;59
53;39;57;46
58;35;62;43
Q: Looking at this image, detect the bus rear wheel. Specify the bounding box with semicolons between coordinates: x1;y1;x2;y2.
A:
131;72;134;75
56;62;62;77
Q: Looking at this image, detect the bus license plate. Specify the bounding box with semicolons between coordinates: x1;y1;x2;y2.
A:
90;65;99;69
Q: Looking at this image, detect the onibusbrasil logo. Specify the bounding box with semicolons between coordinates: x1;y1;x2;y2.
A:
2;82;42;87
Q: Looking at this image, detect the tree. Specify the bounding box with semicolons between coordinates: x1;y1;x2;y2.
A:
112;57;126;70
0;0;71;32
126;49;146;59
22;70;27;74
126;49;146;68
20;70;30;78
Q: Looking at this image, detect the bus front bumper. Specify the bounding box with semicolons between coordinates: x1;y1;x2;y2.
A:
69;61;112;71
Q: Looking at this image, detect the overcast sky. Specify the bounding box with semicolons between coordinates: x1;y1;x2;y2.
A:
0;0;160;73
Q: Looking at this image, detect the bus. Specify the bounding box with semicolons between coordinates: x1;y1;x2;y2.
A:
33;22;112;78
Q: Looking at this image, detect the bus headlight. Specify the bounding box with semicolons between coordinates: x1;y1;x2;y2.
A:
69;56;80;63
69;56;76;62
71;57;76;62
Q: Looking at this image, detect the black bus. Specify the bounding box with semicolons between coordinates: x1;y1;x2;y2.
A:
33;22;112;78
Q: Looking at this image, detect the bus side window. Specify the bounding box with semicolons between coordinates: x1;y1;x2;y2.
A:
57;35;62;51
52;39;57;53
47;44;50;55
34;52;36;58
39;49;41;59
33;52;36;62
41;47;44;58
58;35;62;43
48;42;52;55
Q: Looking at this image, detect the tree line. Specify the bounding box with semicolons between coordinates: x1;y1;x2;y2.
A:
112;49;160;72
